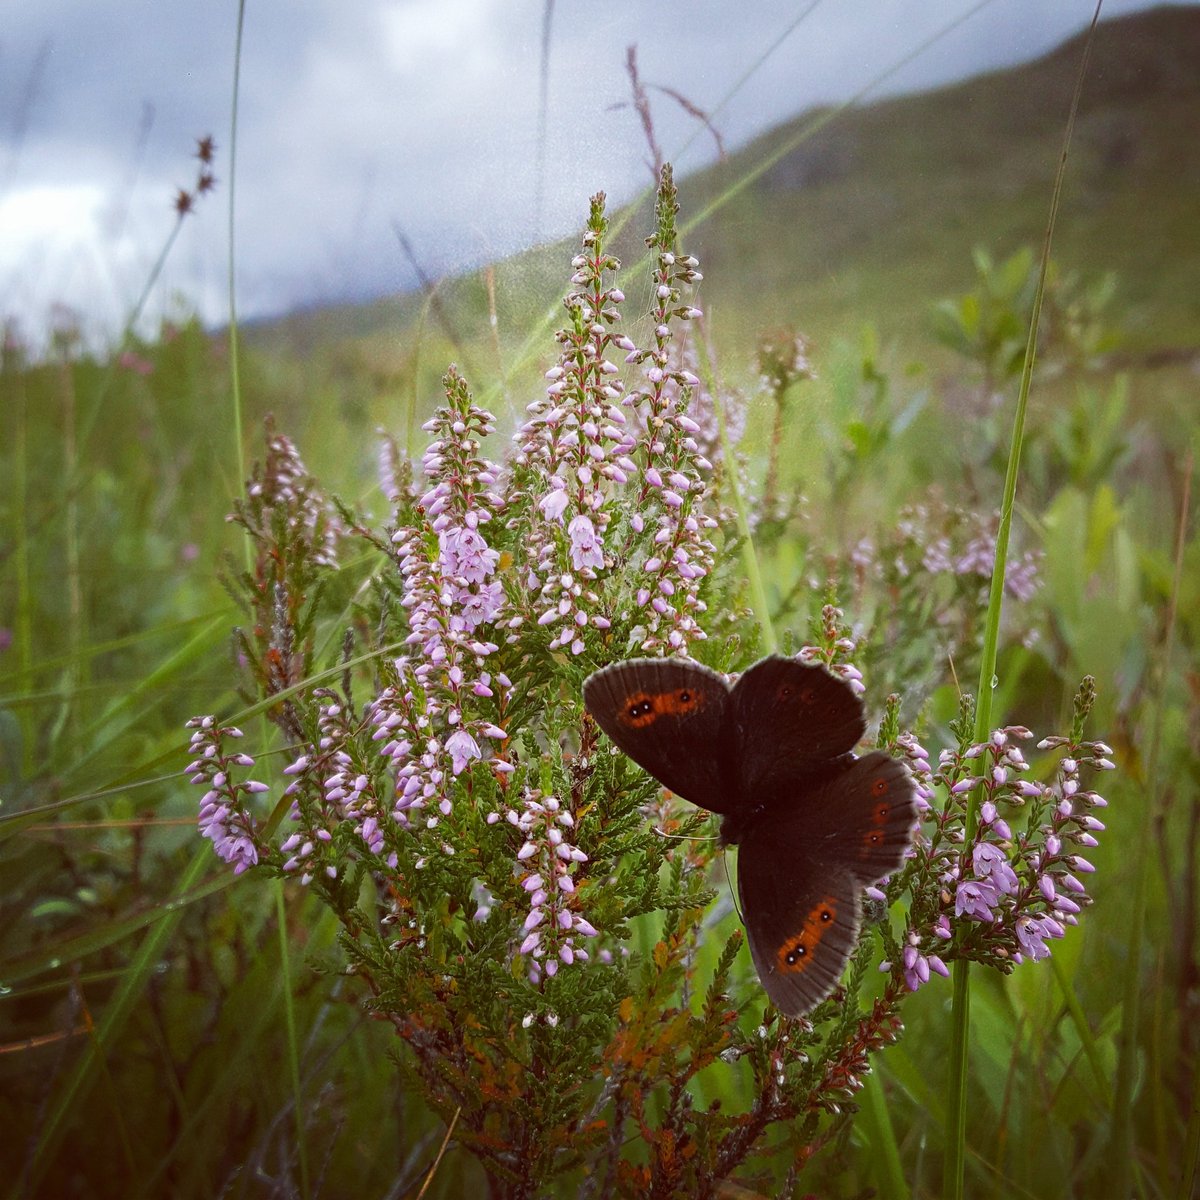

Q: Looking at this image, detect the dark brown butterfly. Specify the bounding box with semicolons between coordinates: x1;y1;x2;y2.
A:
583;655;917;1016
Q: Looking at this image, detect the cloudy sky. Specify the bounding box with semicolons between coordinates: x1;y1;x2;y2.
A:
0;0;1170;345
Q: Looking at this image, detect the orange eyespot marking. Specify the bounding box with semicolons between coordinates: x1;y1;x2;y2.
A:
776;896;839;974
872;776;890;796
621;687;707;727
623;692;658;726
860;796;893;854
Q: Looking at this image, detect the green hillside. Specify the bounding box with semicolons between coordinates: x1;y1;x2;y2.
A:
687;2;1200;352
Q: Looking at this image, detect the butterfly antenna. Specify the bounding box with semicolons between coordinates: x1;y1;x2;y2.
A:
947;650;962;697
652;826;720;842
722;847;745;924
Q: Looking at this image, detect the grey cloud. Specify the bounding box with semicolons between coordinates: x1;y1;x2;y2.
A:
0;0;1173;341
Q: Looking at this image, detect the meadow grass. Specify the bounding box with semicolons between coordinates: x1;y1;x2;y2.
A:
2;9;1197;1199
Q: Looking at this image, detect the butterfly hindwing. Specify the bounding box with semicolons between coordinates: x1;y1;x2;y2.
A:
732;658;866;796
782;751;919;884
736;829;861;1016
735;752;917;1015
583;658;735;813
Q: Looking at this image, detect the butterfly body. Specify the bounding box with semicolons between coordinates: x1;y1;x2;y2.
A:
583;654;917;1016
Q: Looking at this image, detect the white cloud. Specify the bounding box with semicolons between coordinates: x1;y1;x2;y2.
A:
380;0;511;74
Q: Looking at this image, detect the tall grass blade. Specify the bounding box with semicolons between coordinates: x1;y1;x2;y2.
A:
943;5;1103;1195
275;879;310;1199
1;869;234;988
1110;447;1192;1194
227;0;249;521
861;1069;909;1200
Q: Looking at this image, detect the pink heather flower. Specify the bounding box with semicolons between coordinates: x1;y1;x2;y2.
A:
440;525;500;585
276;696;387;879
445;729;481;775
798;612;868;698
472;881;494;921
1014;913;1064;962
567;514;605;571
955;878;1000;922
360;815;385;855
198;798;259;875
187;717;264;876
539;486;570;522
235;421;345;571
972;842;1019;895
901;937;950;993
454;581;505;632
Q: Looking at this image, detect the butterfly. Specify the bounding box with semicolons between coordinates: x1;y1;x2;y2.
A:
583;654;917;1016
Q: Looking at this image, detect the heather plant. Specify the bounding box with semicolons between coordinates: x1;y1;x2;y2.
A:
188;170;1113;1197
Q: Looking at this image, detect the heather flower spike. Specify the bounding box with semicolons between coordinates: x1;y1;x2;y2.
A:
510;167;714;657
619;164;717;652
510;190;632;653
377;367;509;828
509;790;598;980
187;717;266;876
891;674;1111;992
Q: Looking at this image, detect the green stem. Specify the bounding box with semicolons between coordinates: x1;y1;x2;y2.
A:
229;0;249;570
8;357;33;776
943;8;1100;1195
1111;448;1191;1196
862;1069;908;1200
275;880;310;1198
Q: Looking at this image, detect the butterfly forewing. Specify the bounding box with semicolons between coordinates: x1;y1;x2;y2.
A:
583;658;735;813
732;658;866;797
